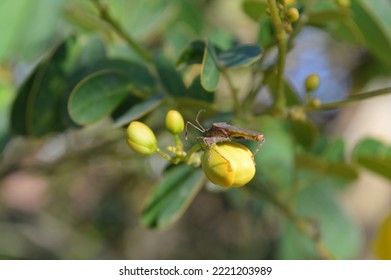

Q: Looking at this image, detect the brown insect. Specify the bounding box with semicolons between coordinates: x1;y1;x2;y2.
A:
185;110;265;167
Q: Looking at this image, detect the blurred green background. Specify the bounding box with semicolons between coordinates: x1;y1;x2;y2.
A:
1;0;391;259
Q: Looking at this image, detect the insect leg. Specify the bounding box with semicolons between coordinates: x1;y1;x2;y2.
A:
203;137;233;172
251;135;266;160
185;121;205;140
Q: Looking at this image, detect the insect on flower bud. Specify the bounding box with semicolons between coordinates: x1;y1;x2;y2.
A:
126;121;157;155
165;110;185;135
201;142;256;188
305;73;320;92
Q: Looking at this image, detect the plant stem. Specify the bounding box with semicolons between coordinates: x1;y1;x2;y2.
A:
91;0;152;63
305;86;391;111
221;69;241;116
243;50;270;114
267;0;287;112
156;148;174;162
252;186;334;259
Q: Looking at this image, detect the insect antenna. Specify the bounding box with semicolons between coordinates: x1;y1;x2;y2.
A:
195;109;206;130
185;109;207;140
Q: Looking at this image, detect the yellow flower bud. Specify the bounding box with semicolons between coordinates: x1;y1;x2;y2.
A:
373;213;391;259
305;73;320;92
309;98;321;108
335;0;350;8
285;7;300;23
165;110;184;135
126;121;157;155
201;142;256;188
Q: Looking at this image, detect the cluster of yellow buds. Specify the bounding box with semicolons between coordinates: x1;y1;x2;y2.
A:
126;110;257;188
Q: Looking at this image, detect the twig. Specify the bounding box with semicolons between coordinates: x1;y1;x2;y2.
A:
252;186;334;259
305;86;391;111
91;0;152;63
267;0;287;112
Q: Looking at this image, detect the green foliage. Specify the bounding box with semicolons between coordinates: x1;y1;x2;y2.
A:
2;0;391;260
352;138;391;180
142;164;204;228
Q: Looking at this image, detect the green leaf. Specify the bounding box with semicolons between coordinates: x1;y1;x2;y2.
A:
142;164;204;228
187;76;215;102
253;116;294;189
155;54;187;97
289;119;318;148
10;37;83;137
352;138;391;180
176;40;206;66
218;44;262;68
278;185;362;259
296;153;358;183
10;67;37;135
75;59;155;91
0;84;13;155
351;0;391;68
201;41;221;92
258;18;276;49
296;138;358;188
321;138;345;162
102;59;156;91
0;0;64;62
352;138;391;157
112;94;163;127
307;10;351;26
177;40;262;69
242;0;268;22
266;72;301;106
68;69;132;125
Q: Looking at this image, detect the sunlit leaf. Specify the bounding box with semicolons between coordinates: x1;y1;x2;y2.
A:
352;138;391;180
0;0;64;62
242;0;268;22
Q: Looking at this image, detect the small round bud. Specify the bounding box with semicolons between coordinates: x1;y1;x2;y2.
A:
165;110;184;135
284;23;293;33
309;98;321;108
285;7;300;23
288;107;306;121
126;121;157;155
201;142;256;188
335;0;350;8
305;73;320;92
